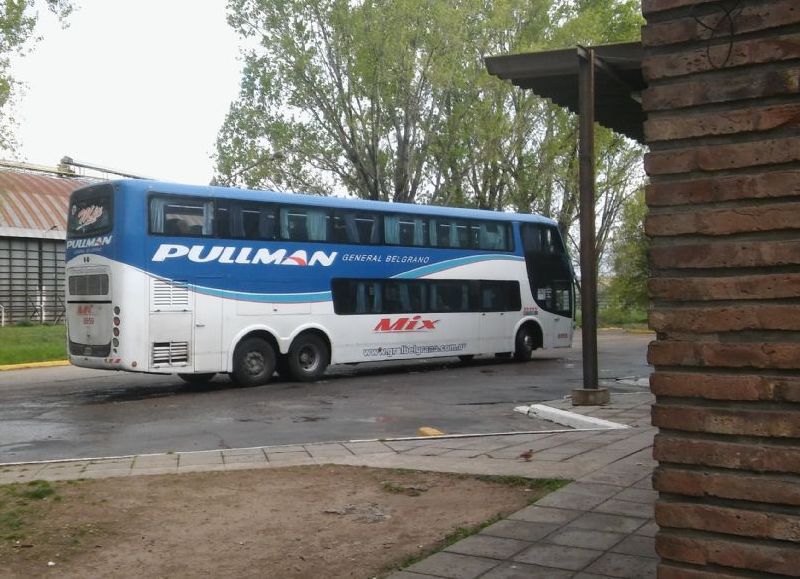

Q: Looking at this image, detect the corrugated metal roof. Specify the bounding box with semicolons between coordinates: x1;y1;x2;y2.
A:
0;170;94;239
485;42;645;143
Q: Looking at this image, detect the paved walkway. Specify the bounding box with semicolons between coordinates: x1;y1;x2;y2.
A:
0;392;657;578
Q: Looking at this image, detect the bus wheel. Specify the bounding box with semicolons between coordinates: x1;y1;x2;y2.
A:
287;334;329;382
178;372;216;384
513;326;536;362
232;337;276;387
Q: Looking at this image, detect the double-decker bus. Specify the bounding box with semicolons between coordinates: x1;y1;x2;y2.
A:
65;180;574;386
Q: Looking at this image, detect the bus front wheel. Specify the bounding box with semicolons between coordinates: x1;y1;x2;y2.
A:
513;326;538;362
231;337;276;387
287;334;329;382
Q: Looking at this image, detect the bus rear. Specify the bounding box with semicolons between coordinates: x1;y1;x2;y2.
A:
65;183;122;368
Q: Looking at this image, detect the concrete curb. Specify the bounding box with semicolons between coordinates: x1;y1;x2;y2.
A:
514;403;630;430
0;359;70;372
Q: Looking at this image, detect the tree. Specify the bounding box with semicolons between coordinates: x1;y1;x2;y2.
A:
215;0;646;271
606;186;648;312
0;0;72;152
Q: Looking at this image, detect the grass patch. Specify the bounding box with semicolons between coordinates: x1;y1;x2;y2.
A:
0;324;67;365
0;481;59;541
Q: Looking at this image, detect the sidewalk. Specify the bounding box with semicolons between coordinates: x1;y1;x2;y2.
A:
0;392;656;578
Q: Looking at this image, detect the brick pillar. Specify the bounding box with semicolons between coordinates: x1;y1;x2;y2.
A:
641;0;800;576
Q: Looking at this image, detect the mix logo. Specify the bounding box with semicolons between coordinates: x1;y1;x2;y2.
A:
374;316;439;332
151;244;338;267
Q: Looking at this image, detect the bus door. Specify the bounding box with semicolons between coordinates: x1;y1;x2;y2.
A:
192;278;222;372
477;280;517;352
520;224;574;348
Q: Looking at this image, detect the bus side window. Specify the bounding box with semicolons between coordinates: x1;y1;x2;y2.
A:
476;223;509;251
280;207;329;242
150;196;213;236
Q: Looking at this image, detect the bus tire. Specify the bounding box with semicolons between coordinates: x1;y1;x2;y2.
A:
513;326;537;362
178;372;216;384
287;333;329;382
458;355;475;363
231;337;276;387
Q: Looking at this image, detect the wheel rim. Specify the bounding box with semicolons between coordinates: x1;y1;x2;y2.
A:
523;333;534;350
297;345;319;372
244;351;265;376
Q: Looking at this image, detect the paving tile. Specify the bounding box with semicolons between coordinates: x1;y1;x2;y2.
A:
262;444;308;454
265;451;310;462
222;451;268;465
509;505;583;525
513;543;603;571
133;454;178;468
383;571;433;579
178;452;223;467
562;482;624;499
614;488;657;504
545;527;626;550
578;470;650;487
480;520;560;542
584;552;659;578
400;446;453;457
479;561;574;578
343;441;395;455
573;574;616;579
441;449;489;459
405;552;499;578
304;443;352;457
569;513;648;534
535;490;613;511
222;447;267;456
632;476;654;490
594;499;655;518
611;535;658;559
444;535;530;559
634;520;659;538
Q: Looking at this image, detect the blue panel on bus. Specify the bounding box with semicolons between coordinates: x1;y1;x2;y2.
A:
66;179;555;303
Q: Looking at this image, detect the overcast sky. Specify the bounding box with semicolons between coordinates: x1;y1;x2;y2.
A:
11;0;242;185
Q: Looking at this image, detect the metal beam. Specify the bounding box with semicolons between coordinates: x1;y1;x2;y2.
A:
578;47;599;391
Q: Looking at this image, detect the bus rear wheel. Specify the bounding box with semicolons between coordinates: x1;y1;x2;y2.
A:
513;326;538;362
178;372;216;384
231;337;276;387
287;334;329;382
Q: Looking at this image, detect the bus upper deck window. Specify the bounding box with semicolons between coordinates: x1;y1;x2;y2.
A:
150;196;213;236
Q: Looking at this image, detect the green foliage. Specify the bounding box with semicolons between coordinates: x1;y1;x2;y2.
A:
0;324;66;365
215;0;646;262
0;0;72;151
606;187;649;312
0;480;58;540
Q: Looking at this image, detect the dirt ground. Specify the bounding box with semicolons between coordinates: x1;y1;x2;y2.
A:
0;465;562;578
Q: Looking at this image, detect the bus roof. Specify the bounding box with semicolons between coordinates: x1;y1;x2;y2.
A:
110;179;557;226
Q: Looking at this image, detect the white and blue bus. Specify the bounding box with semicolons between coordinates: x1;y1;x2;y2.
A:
65;180;574;386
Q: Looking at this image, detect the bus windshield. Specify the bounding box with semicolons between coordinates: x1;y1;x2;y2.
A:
68;185;113;237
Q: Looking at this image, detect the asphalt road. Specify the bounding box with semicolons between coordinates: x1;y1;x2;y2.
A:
0;330;653;464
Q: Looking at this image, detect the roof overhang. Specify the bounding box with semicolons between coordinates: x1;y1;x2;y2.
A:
485;41;645;143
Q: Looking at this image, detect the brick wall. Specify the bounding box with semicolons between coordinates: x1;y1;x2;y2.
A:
641;0;800;576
